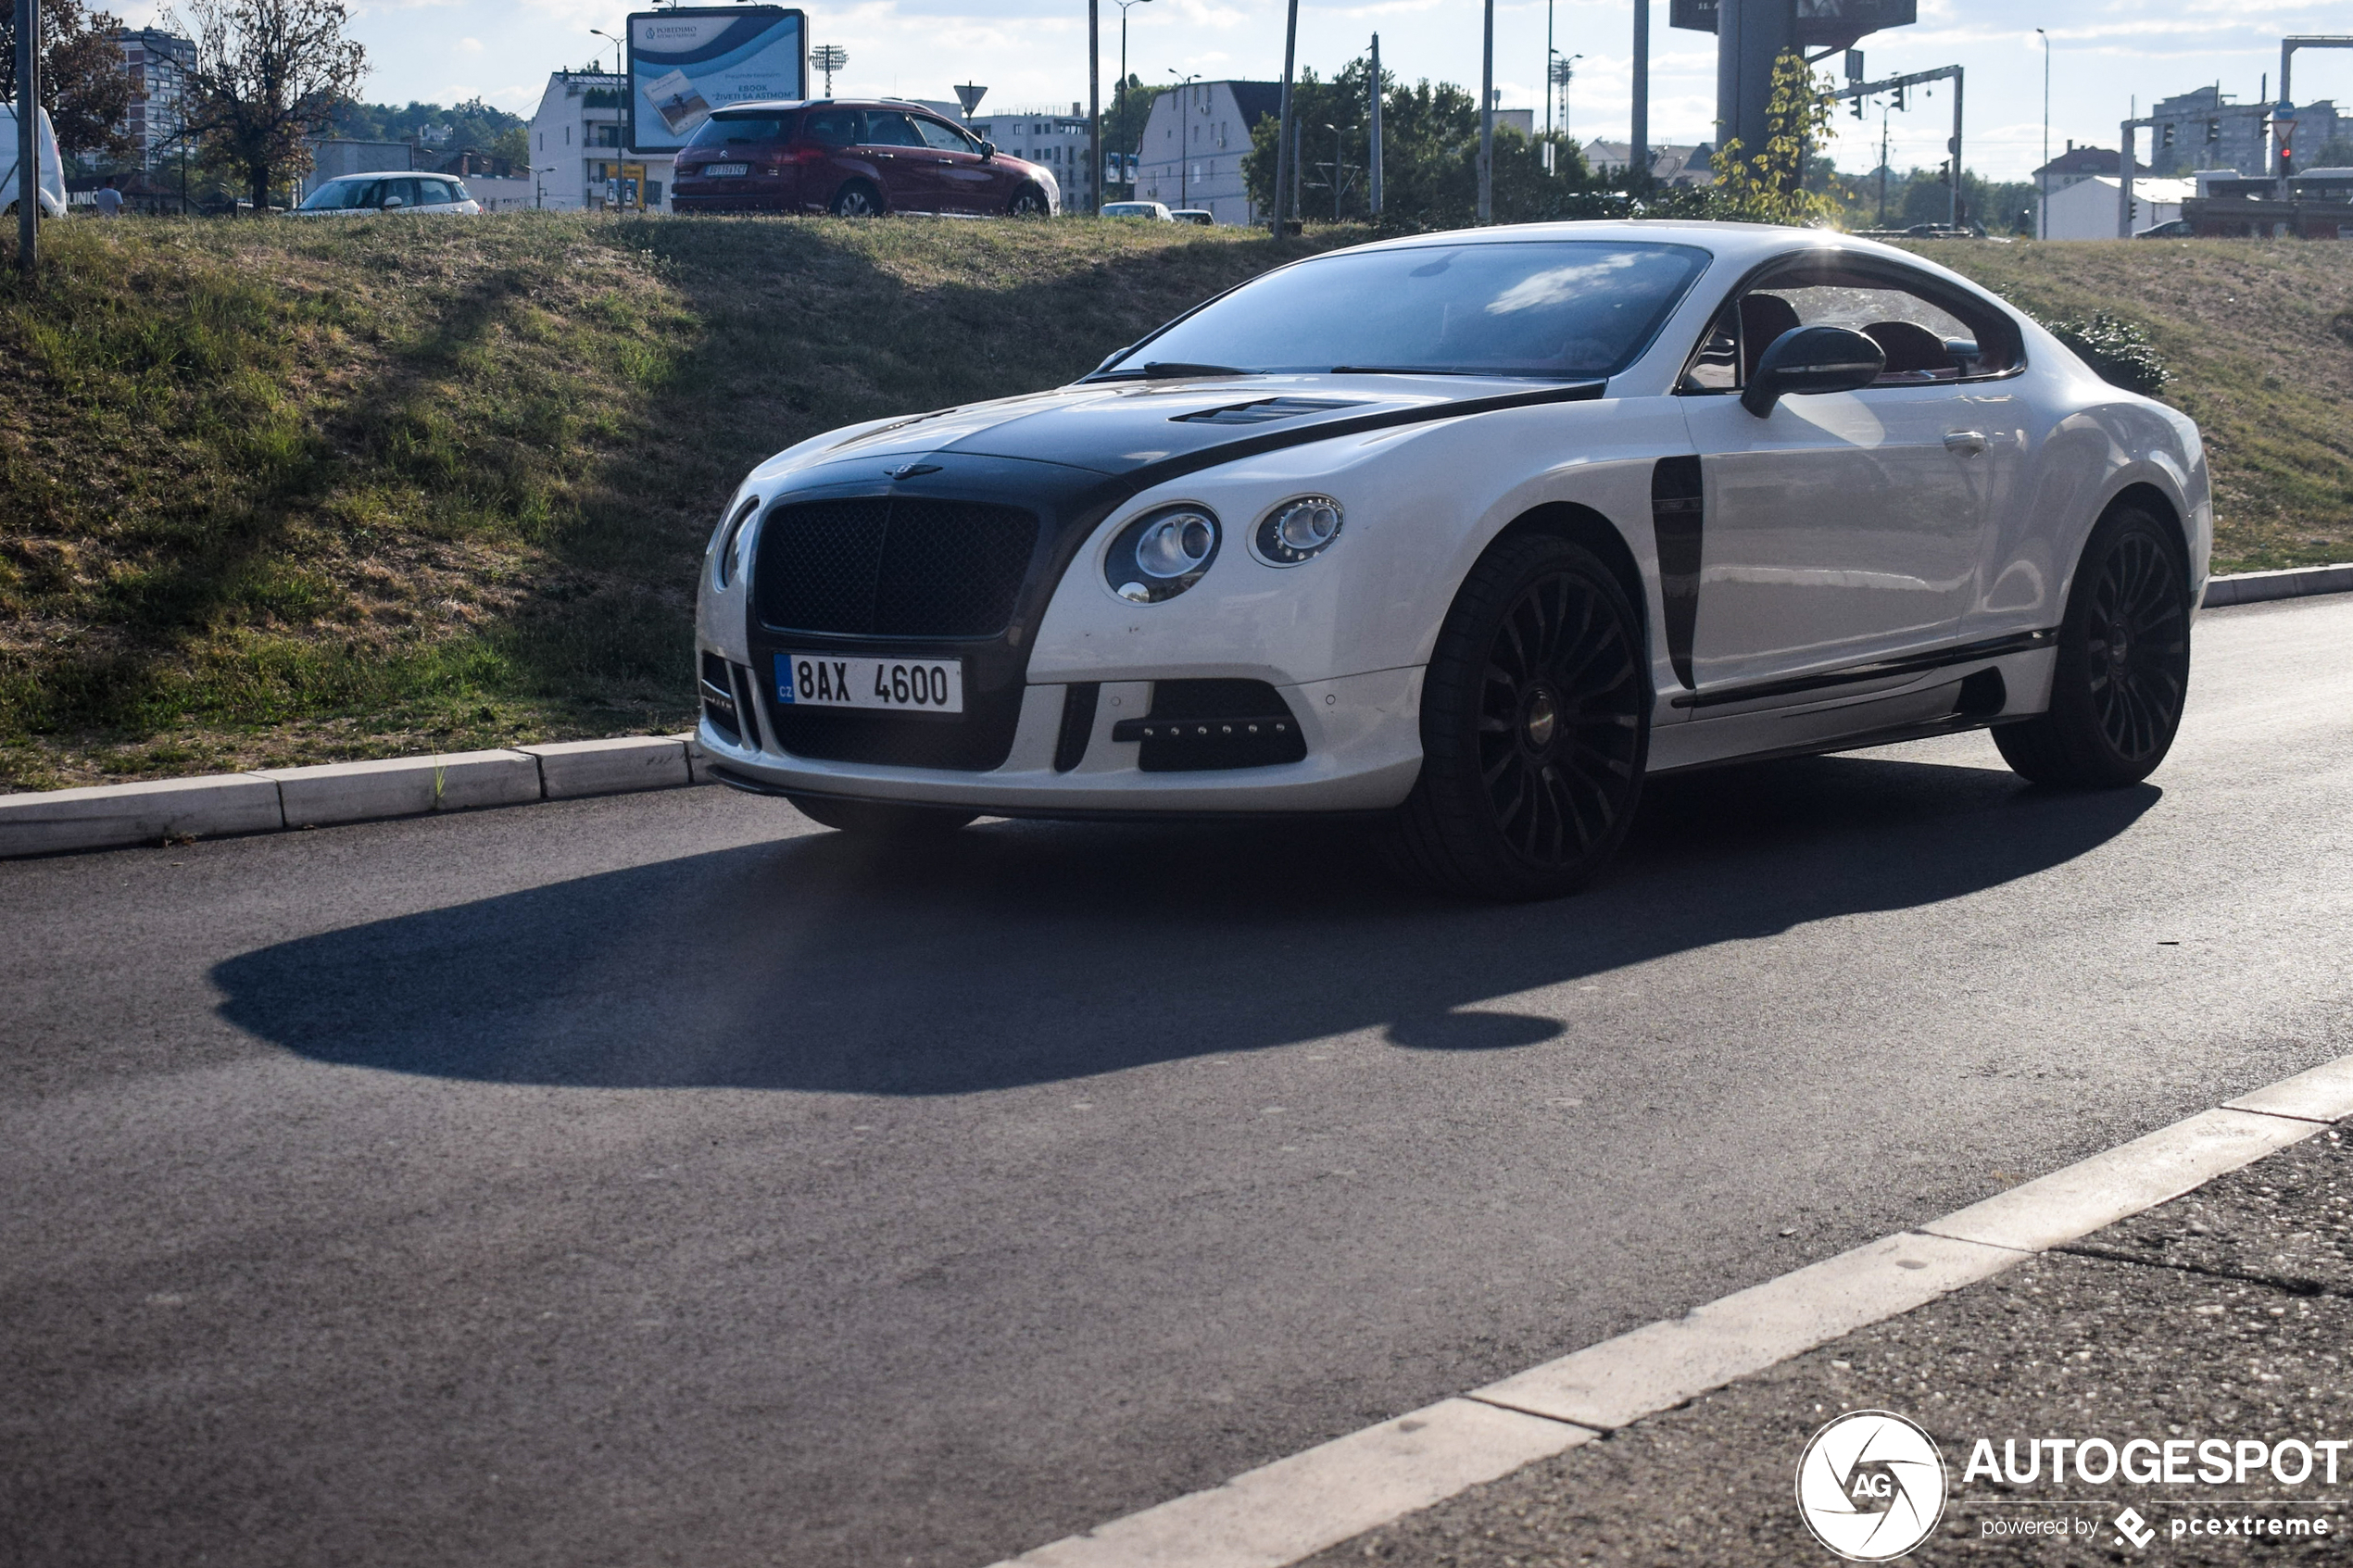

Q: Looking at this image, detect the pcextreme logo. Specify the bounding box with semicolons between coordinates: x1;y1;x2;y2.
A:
1796;1410;1949;1562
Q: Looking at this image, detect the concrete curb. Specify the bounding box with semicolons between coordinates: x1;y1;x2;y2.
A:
0;734;709;859
990;1054;2353;1568
2;561;2346;861
2202;562;2353;608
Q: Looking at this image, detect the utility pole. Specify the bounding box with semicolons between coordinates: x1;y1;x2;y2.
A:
2035;28;2048;239
15;0;37;278
1088;0;1101;215
1545;0;1554;141
1272;0;1297;235
1478;0;1494;223
1368;31;1383;215
1630;0;1650;184
1876;109;1888;227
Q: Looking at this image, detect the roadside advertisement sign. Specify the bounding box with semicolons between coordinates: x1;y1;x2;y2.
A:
625;6;807;153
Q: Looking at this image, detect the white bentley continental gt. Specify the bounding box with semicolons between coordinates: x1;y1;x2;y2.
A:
694;221;2208;898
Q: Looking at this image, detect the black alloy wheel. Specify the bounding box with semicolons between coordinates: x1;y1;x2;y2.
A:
1994;504;2191;788
1384;534;1650;900
786;793;976;838
1009;186;1051;218
830;182;883;218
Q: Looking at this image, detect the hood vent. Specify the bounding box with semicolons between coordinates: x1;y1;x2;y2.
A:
1170;396;1364;426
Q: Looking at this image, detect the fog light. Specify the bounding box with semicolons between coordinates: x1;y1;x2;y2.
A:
1104;505;1221;603
1256;495;1345;565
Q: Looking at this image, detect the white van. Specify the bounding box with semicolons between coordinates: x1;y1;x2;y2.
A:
0;106;68;218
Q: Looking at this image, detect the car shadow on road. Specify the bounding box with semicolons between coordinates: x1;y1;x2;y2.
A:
213;755;2158;1094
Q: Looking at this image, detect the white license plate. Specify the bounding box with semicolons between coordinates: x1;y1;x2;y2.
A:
775;653;964;713
701;162;750;178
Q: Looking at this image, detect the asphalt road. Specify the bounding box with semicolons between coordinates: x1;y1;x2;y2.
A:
6;596;2351;1568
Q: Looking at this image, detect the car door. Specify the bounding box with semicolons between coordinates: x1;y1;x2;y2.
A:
1675;257;2012;696
856;109;939;211
912;115;997;212
376;177;422;212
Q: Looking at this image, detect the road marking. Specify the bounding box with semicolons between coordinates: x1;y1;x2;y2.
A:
990;1053;2353;1568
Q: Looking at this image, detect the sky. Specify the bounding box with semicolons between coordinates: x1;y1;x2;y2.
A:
119;0;2353;182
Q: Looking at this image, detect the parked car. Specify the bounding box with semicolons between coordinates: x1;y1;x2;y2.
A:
1170;208;1214;226
1101;200;1176;221
2134;219;2196;239
294;174;482;215
0;105;67;217
694;221;2209;899
671;99;1059;218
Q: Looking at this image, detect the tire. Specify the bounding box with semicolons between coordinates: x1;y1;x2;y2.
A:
786;794;976;838
829;182;884;218
1382;534;1650;901
1009;185;1051;218
1993;504;2191;788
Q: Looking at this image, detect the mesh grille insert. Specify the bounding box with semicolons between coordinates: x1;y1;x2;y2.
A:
754;497;1039;638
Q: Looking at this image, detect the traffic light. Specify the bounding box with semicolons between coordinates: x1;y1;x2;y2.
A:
2281;144;2295;177
1852;93;1865;120
1893;84;1907;111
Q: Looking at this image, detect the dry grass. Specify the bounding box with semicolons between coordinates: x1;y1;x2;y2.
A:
3;222;2347;791
1910;238;2353;570
0;212;1345;790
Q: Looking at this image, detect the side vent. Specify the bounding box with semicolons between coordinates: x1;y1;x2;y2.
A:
1955;667;2007;718
1651;456;1704;693
729;661;765;751
1054;683;1101;772
1170;396;1363;426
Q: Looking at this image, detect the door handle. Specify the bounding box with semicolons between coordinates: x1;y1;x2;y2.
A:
1943;429;1989;456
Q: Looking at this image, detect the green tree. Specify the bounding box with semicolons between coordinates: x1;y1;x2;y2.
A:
167;0;366;210
1241;56;1595;230
1709;50;1836;224
0;0;136;161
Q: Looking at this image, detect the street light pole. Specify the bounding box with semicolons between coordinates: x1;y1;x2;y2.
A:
16;0;38;277
2035;27;2048;239
1168;70;1199;207
590;28;624;82
1088;0;1101;215
1368;31;1383;215
1116;0;1150;194
1273;0;1298;235
1545;0;1554;141
1478;0;1493;223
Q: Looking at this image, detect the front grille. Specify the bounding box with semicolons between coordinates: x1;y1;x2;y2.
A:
753;497;1039;638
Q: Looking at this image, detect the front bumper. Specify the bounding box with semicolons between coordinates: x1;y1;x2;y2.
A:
698;666;1425;814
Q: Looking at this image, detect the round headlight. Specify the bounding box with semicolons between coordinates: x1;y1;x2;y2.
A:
1255;495;1345;566
1137;512;1217;578
1104;505;1221;603
712;496;759;588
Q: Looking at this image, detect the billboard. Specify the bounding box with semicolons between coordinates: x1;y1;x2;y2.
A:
626;6;807;153
1668;0;1914;47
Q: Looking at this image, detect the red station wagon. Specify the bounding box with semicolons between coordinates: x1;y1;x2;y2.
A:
671;99;1062;218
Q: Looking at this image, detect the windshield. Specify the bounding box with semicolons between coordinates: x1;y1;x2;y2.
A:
1109;240;1710;381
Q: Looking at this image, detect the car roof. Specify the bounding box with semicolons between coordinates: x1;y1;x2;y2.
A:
1327;220;2009;308
710;98;952;116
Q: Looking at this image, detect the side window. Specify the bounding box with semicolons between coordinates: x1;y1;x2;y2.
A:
1680;258;2020;393
915;117;975;154
381;178;422;208
862;111;926;148
419;180;453;206
802;109;858;146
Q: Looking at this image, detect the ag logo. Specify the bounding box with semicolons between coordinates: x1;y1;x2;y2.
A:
1795;1410;1947;1562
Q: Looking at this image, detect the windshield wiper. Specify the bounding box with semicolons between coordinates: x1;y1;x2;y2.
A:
1088;360;1256;382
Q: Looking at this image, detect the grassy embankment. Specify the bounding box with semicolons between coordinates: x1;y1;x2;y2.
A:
1;221;2347;790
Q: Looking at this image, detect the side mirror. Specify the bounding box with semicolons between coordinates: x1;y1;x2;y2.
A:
380;195;407;209
1741;325;1884;417
978;140;996;161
